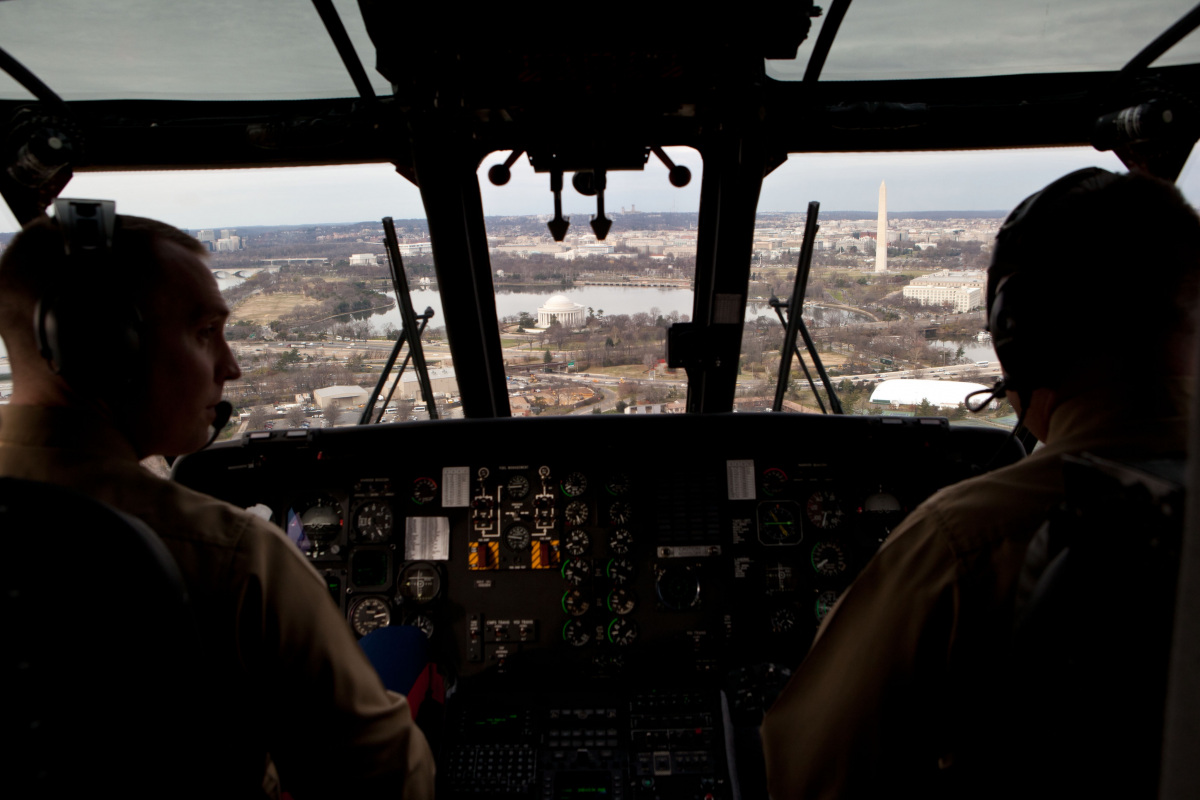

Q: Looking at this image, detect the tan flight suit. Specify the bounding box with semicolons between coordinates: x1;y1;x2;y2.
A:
0;405;435;799
761;384;1188;799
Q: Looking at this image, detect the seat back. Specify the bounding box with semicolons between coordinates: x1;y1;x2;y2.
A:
1;477;211;797
998;455;1185;798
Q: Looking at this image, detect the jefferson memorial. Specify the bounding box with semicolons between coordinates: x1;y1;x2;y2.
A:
536;294;586;329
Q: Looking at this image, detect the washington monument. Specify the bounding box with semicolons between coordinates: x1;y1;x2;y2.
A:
875;180;887;273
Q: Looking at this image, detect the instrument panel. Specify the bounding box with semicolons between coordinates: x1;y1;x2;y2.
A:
174;413;1020;798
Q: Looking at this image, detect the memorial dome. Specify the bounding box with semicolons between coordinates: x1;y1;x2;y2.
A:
536;294;586;329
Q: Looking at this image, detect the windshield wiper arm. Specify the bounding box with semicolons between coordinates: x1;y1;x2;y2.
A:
311;0;379;104
803;0;853;85
771;201;844;415
0;45;68;112
1123;2;1200;74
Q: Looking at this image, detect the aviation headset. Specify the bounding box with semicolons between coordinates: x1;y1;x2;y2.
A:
986;167;1120;399
36;198;145;387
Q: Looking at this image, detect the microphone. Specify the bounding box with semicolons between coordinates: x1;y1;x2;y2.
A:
966;378;1007;413
202;400;233;449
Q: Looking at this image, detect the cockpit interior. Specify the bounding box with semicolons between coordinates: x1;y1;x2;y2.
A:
4;2;1200;798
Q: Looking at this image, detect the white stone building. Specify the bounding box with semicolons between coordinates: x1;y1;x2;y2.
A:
903;269;986;312
537;294;586;328
902;284;982;312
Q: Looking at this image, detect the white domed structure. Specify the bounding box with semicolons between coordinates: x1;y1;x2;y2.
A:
869;379;992;409
536;294;586;329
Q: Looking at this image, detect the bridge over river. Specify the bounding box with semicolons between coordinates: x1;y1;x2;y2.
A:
209;265;282;280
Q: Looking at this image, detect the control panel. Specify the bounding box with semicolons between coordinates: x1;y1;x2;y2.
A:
174;413;1019;798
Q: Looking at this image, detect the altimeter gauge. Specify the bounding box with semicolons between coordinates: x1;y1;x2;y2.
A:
353;500;393;543
350;596;391;637
806;490;845;529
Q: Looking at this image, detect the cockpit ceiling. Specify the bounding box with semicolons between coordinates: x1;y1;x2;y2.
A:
2;0;1198;104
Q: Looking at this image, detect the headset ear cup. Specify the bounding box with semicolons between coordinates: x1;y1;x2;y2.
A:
989;274;1049;393
35;292;142;384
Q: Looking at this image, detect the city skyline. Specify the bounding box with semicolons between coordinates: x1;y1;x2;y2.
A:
2;145;1197;234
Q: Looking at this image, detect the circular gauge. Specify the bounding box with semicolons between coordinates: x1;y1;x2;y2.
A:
607;587;636;616
506;474;530;499
350;596;391;637
656;565;701;611
538;466;551;478
504;524;532;552
471;495;495;518
561;589;591;617
405;614;435;639
564;500;589;526
562;618;591;647
295;495;343;553
608;528;633;555
606;557;635;586
561;472;588;498
811;541;848;576
862;490;903;515
806;490;845;529
762;467;789;496
604;474;631;496
353;500;393;543
397;562;441;604
814;590;841;622
606;618;639;647
561;558;591;586
758;502;802;545
608;501;632;525
770;606;797;634
564;529;591;557
411;477;438;505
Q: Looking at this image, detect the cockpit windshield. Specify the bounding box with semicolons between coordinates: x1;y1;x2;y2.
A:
769;0;1200;82
0;0;386;102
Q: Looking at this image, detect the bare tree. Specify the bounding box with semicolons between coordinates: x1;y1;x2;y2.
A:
247;407;268;430
285;406;306;428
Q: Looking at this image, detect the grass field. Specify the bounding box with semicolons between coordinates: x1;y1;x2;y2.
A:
230;293;320;323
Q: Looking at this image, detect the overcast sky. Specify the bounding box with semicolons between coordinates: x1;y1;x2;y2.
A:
3;146;1198;234
4;1;1199;232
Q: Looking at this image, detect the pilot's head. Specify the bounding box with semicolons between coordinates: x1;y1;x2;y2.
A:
0;212;242;458
986;168;1200;433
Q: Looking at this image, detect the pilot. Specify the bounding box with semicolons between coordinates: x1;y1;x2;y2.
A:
0;211;434;798
760;169;1199;798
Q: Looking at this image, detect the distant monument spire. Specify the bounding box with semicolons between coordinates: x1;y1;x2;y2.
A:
875;180;888;273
